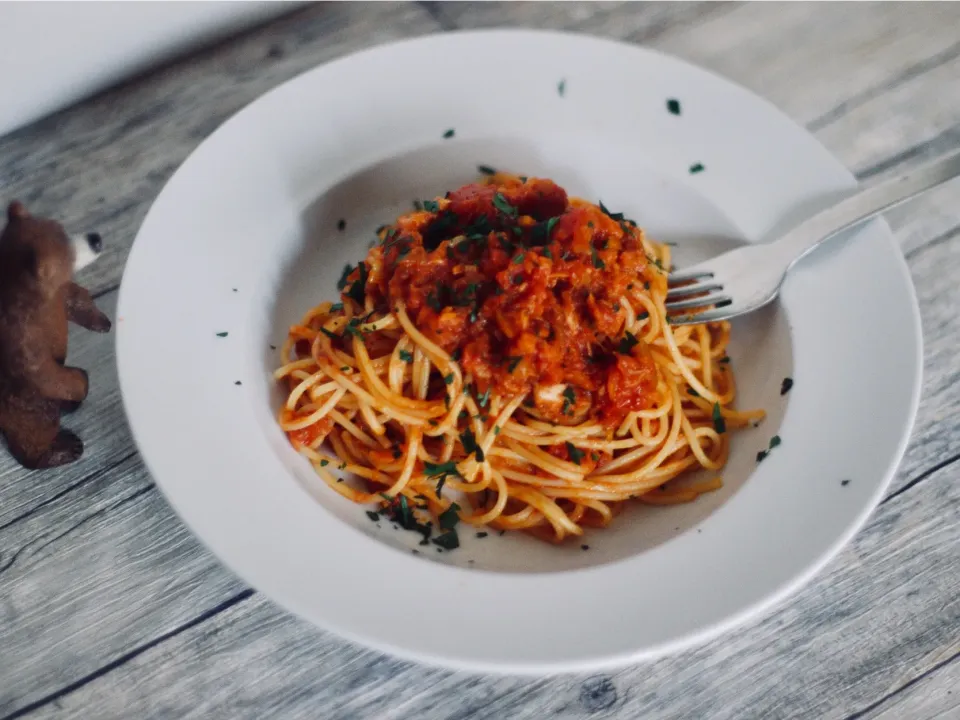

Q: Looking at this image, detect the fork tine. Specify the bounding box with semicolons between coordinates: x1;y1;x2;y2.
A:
666;282;723;300
668;308;732;326
667;269;714;285
665;294;732;312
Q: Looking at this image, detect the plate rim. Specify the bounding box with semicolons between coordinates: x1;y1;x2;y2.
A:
116;27;924;674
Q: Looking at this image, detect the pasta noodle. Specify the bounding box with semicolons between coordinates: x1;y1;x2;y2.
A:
274;173;763;546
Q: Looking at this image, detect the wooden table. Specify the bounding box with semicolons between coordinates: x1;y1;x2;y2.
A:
2;3;958;718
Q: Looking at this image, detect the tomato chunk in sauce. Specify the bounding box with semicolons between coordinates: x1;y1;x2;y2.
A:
338;175;665;427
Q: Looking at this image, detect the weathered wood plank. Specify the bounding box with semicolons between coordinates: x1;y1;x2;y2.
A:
866;653;960;720
0;457;247;717
0;1;442;298
2;2;959;719
22;420;960;720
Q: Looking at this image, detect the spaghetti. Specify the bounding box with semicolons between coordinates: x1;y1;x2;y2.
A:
275;173;764;546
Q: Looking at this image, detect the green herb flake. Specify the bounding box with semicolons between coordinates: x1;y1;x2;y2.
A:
366;510;380;522
422;199;440;213
689;162;705;174
476;531;488;539
598;200;624;222
507;356;523;373
492;192;518;217
459;429;485;461
769;435;782;449
320;460;329;467
666;98;681;115
399;349;414;363
320;327;340;341
493;425;501;435
756;450;768;463
477;164;497;176
329;302;344;312
566;441;585;465
557;78;566;97
781;377;794;395
346;261;368;305
688;387;700;397
543;247;553;260
591;247;606;269
512;253;524;265
443;128;455;139
216;331;228;338
432;530;460;550
478;387;491;408
439;502;461;531
712;403;727;434
617;331;639;355
444;373;455;385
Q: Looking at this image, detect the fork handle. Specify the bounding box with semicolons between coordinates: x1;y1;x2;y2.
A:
777;150;960;265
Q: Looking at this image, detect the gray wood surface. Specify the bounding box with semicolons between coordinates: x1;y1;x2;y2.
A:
1;3;958;719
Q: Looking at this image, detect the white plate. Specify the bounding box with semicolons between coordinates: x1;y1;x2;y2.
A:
117;30;922;674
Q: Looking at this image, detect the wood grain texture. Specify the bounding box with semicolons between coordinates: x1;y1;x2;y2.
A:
1;1;959;719
20;428;960;720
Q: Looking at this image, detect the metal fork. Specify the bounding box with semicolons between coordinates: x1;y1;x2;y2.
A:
665;151;960;325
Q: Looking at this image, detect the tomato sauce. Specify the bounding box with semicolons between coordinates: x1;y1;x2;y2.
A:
338;176;662;427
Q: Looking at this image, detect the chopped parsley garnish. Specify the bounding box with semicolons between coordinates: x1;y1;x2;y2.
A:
841;479;850;487
591;247;605;269
689;162;705;174
512;274;524;285
542;247;553;259
432;530;459;550
392;448;403;460
512;253;524;265
215;331;228;338
769;435;782;449
444;373;454;385
320;327;340;341
562;386;576;414
507;356;523;373
666;98;681;115
443;128;455;139
477;387;491;408
422;199;440;213
557;78;566;97
492;192;518;217
424;461;461;496
399;349;413;363
581;544;590;551
493;425;501;435
320;460;329;467
460;429;485;461
598;200;624;221
412;199;423;211
781;377;794;395
476;531;488;538
477;164;497;176
719;356;731;364
329;302;343;312
439;502;461;530
337;219;346;231
566;441;585;465
617;331;639;355
756;450;768;463
365;510;380;522
712;403;726;434
638;311;650;320
337;264;354;291
688;387;700;397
